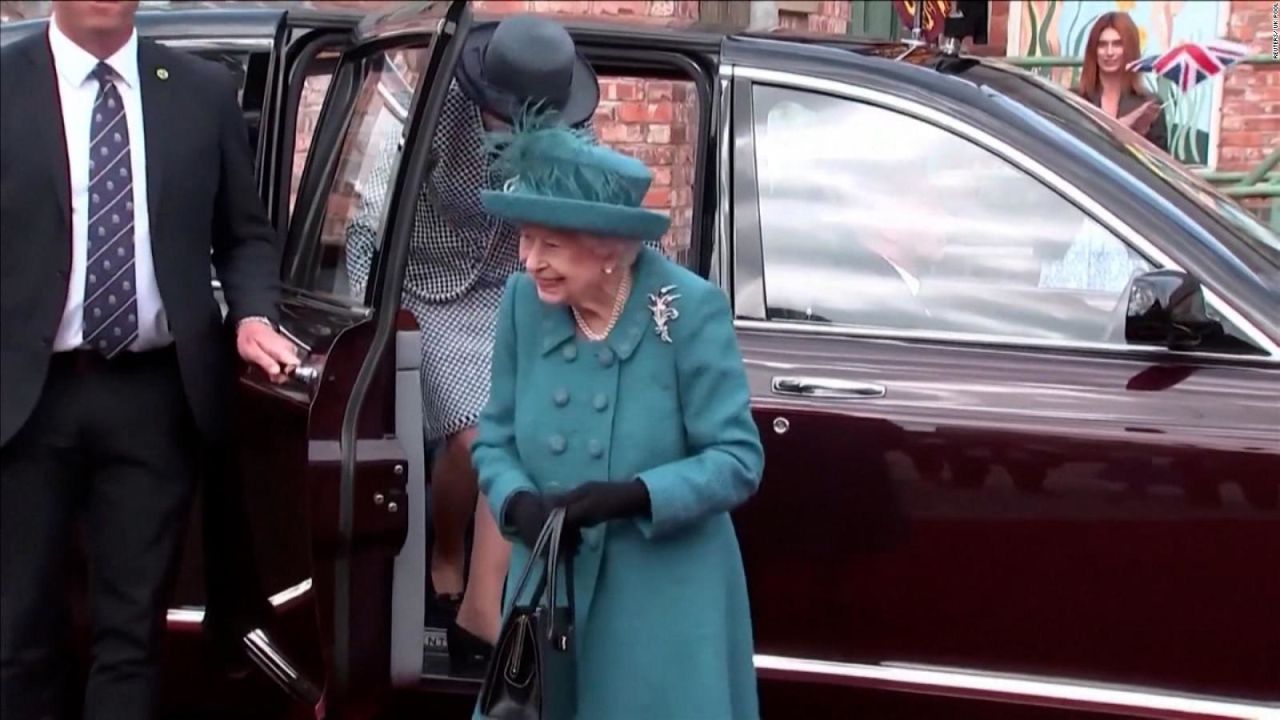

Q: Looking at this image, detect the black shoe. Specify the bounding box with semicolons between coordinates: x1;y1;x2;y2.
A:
435;592;463;612
426;591;462;631
447;621;494;677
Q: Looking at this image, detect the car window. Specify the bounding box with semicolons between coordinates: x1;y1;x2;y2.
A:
289;49;343;215
752;84;1155;344
289;45;426;304
970;64;1279;289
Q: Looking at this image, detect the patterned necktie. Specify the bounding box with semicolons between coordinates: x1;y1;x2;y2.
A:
83;61;138;358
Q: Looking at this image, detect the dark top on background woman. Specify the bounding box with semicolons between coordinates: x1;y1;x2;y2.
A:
1075;11;1169;152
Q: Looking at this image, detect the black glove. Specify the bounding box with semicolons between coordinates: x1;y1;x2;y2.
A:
505;491;549;549
553;479;651;532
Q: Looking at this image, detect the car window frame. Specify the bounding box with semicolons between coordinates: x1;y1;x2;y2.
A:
727;65;1279;362
278;34;434;313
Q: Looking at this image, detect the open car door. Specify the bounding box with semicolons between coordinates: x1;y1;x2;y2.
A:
164;7;359;719
165;3;475;719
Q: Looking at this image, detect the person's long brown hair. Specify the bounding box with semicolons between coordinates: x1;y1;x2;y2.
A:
1079;11;1147;97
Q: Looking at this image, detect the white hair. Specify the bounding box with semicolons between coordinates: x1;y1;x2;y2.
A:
583;233;642;270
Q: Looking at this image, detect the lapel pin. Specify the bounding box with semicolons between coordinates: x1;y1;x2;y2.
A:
156;68;169;80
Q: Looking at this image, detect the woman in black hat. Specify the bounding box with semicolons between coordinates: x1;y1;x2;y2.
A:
345;14;599;675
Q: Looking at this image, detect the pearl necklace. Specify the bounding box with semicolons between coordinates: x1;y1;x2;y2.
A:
572;270;632;341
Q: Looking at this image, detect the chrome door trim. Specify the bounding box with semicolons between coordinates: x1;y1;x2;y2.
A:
158;37;275;52
735;317;1280;365
167;578;313;626
727;67;768;320
244;628;324;705
753;654;1279;719
714;64;735;299
729;65;1279;360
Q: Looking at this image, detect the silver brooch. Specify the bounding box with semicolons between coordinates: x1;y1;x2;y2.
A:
648;285;681;343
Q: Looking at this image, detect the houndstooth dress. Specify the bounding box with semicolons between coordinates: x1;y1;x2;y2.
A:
346;82;523;443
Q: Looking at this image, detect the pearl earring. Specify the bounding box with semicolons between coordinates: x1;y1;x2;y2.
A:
604;266;614;275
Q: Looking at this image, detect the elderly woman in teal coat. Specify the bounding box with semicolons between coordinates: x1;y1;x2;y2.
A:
470;117;765;719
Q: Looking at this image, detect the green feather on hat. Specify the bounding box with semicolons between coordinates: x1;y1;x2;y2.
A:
481;107;671;243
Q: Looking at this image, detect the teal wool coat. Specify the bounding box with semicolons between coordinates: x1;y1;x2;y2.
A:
473;247;764;720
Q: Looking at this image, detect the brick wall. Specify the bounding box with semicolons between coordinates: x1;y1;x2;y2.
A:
777;1;850;33
478;1;699;24
1219;0;1280;172
592;77;699;253
969;0;1009;57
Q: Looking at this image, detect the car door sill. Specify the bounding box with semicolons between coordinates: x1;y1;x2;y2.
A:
412;653;1272;718
754;654;1275;718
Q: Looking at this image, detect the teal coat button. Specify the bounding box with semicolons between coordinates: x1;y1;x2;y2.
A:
597;348;615;367
548;434;566;454
587;439;604;458
562;344;578;362
554;388;570;407
593;393;609;411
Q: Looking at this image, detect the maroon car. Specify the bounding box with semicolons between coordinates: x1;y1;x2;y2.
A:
8;2;1276;718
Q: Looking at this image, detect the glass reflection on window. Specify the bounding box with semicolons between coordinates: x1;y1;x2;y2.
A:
292;46;428;305
753;84;1153;343
993;76;1278;281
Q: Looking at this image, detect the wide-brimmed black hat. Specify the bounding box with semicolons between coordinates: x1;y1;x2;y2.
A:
456;15;599;127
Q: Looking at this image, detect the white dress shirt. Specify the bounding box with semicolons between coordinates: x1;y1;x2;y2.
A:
49;17;170;353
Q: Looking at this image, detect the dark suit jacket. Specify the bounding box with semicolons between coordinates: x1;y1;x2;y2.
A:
1077;85;1170;153
0;33;281;447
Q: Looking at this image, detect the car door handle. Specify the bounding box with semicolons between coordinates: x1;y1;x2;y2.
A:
771;376;886;399
289;363;321;386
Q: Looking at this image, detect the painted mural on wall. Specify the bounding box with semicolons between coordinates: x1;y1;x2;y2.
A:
1013;0;1226;165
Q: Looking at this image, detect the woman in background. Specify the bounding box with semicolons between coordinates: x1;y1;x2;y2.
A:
1076;11;1169;152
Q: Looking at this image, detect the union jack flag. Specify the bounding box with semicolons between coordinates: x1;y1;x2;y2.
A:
1126;40;1251;94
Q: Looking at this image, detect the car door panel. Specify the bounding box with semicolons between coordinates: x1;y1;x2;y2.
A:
725;58;1280;717
162;16;360;719
156;8;479;717
288;3;474;714
737;329;1280;694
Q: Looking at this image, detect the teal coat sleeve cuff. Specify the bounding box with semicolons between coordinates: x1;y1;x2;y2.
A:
635;288;764;539
473;275;538;539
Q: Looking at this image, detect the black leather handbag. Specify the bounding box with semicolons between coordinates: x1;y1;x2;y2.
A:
478;507;577;720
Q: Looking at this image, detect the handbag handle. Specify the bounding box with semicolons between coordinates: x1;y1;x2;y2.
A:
544;507;575;649
504;506;576;649
506;505;561;605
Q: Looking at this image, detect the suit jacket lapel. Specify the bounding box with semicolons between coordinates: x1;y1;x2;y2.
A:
24;36;70;229
138;42;176;235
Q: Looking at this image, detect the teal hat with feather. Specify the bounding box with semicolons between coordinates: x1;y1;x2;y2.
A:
481;112;671;243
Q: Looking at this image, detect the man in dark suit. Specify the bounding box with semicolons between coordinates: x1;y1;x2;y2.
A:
0;2;300;718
